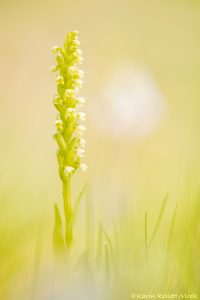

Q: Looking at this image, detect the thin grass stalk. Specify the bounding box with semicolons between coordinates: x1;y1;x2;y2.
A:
145;210;148;261
104;243;110;283
148;193;168;249
167;203;178;251
96;222;103;268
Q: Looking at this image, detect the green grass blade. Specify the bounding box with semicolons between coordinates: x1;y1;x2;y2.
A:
168;203;178;250
103;227;118;280
86;185;92;253
96;222;103;268
70;184;87;227
145;210;148;259
148;193;168;248
53;203;65;255
103;228;115;261
104;243;110;282
112;218;119;260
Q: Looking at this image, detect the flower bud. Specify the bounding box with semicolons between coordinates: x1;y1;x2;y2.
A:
64;166;75;175
52;46;60;54
56;76;64;85
79;138;86;147
75;79;83;87
55;119;64;131
79;163;88;172
77;112;86;121
77;124;87;132
65;89;74;98
77;97;85;106
50;65;58;72
76;148;85;157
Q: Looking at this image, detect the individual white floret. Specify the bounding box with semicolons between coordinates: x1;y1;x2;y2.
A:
79;163;88;172
64;166;75;175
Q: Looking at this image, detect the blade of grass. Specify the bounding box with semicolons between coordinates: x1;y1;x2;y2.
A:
103;228;115;261
96;222;103;268
53;203;65;256
70;184;87;227
112;217;119;260
148;193;168;249
103;227;118;280
86;185;92;253
167;203;178;251
104;243;110;283
145;210;148;260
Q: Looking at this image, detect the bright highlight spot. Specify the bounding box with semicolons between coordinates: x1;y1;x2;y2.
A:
93;63;168;140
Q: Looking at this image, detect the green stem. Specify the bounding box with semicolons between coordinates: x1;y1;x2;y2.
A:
62;176;73;249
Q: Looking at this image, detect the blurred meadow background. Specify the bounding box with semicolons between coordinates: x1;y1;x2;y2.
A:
1;0;200;299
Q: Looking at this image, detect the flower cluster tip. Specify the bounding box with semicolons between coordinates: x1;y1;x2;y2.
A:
52;31;87;180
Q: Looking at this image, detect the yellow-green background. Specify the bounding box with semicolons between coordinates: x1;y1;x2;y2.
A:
0;0;200;298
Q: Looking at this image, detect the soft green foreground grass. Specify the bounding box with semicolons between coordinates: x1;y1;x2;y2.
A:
0;181;200;300
42;188;200;299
